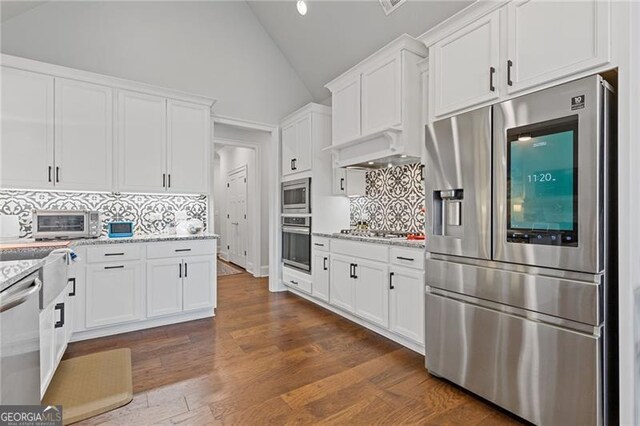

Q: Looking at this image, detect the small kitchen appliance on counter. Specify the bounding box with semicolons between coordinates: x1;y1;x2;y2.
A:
33;210;101;240
107;221;135;238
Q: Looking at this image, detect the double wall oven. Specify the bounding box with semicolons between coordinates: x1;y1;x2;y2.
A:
282;178;312;272
425;75;617;425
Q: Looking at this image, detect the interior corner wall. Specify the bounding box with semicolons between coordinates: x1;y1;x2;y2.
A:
0;1;313;124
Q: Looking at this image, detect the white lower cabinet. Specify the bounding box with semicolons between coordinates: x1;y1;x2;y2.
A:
353;260;389;328
147;258;183;318
329;254;356;313
40;279;76;398
293;239;425;353
389;266;425;345
182;255;216;312
311;251;330;302
86;262;144;328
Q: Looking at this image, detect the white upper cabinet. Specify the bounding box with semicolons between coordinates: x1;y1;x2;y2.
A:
117;90;167;193
325;35;427;167
331;76;361;145
430;10;501;118
506;0;610;94
54;78;113;191
0;67;54;189
280;104;329;178
167;100;210;194
361;53;402;135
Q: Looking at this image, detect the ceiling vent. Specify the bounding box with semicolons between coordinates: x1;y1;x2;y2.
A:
379;0;407;15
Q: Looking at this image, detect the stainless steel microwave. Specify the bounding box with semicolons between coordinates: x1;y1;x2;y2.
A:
32;210;101;240
282;178;310;214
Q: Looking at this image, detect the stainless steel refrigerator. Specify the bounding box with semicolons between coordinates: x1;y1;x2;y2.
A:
424;74;617;425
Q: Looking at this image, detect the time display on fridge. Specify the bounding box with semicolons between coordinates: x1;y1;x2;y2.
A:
507;116;579;246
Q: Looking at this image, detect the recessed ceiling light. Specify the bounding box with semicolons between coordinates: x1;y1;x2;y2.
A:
297;0;307;16
401;154;407;158
368;161;374;165
387;163;393;168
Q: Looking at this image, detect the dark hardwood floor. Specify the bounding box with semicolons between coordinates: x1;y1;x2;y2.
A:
66;271;522;425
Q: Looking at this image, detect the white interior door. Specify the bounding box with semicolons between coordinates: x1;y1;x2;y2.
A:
226;167;248;268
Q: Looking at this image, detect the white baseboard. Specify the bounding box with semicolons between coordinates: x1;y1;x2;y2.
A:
70;308;215;342
219;251;229;261
259;265;269;277
285;285;425;355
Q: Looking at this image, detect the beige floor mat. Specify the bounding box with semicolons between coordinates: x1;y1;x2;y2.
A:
42;348;133;425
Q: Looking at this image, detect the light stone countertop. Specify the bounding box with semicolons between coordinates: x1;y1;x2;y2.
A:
313;232;425;249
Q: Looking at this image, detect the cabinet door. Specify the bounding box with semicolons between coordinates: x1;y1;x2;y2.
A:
147;258;183;318
346;169;366;197
294;116;312;173
53;292;67;366
39;303;55;398
431;10;500;118
331;76;361;145
329;254;355;313
506;0;610;94
0;67;54;189
312;251;330;302
333;168;347;195
183;255;216;312
86;262;143;328
361;53;402;135
166;100;210;194
354;260;389;328
54;78;114;191
389;267;425;344
281;123;297;176
117;90;167;192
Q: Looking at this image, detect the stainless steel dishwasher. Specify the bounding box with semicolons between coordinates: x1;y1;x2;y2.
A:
0;271;43;405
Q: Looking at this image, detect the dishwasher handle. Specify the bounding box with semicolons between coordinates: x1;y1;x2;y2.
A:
0;276;43;313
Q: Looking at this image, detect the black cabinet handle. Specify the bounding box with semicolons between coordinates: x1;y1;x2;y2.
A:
389;272;395;290
353;264;358;279
420;165;425;181
323;257;328;271
507;60;513;86
290;280;298;286
168;174;171;188
54;302;65;328
184;262;188;278
175;248;192;252
340;178;345;191
179;263;182;278
68;278;76;296
55;166;60;183
314;243;325;247
48;166;52;183
163;173;166;188
104;252;124;256
397;256;415;262
489;66;496;92
104;265;124;270
349;263;354;278
290;159;294;171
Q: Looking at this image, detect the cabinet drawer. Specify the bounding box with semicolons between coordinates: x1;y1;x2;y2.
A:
331;239;388;263
390;247;424;270
283;267;312;294
86;244;142;263
312;237;330;252
146;240;215;259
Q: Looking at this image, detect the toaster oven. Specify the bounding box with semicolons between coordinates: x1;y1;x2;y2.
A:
32;210;101;240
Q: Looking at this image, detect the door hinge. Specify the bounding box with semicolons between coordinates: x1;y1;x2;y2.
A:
244;214;246;219
227;245;230;250
227;183;230;188
244;251;247;256
227;214;230;219
244;178;246;183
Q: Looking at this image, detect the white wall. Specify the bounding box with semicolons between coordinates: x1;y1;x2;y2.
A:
0;1;313;124
213;154;223;251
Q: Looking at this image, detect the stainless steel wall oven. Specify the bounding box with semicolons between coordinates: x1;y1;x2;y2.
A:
282;216;311;272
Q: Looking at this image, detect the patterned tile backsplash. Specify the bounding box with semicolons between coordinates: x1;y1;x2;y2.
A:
350;163;425;233
0;190;207;238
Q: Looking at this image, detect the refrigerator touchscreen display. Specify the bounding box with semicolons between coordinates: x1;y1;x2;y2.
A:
507;117;578;246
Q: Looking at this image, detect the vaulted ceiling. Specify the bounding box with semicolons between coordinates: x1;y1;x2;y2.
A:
1;0;472;104
247;1;472;101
